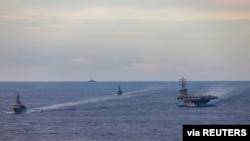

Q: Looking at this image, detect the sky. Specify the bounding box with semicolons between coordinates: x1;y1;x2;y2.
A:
0;0;250;81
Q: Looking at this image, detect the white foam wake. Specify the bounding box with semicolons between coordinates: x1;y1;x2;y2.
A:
200;84;249;104
27;85;166;113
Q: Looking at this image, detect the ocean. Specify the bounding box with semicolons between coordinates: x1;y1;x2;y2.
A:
0;81;249;141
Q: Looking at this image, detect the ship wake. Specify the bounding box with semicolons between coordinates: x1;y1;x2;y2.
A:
200;83;249;104
27;85;166;113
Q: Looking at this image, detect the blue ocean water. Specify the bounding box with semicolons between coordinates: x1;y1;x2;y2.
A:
0;81;249;141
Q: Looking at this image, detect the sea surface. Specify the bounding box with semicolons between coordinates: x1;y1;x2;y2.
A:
0;81;249;141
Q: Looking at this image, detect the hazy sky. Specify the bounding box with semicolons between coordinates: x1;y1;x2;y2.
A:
0;0;250;81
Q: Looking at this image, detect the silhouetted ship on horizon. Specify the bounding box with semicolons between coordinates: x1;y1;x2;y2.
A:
177;77;218;107
88;78;96;82
117;85;122;96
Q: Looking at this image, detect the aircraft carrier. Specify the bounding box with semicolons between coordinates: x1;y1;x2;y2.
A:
177;77;218;107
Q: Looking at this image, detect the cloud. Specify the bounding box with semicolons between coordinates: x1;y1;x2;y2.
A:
67;58;92;64
216;0;250;5
119;62;171;73
1;5;250;25
0;1;250;81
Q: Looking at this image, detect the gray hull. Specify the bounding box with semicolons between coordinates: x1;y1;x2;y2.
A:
12;103;27;114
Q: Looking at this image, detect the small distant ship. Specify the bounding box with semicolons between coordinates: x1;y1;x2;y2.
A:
88;78;96;82
12;92;27;114
177;77;218;107
117;86;122;96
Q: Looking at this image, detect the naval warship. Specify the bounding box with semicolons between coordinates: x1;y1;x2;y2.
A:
117;85;122;96
88;77;96;82
12;92;27;114
177;77;218;107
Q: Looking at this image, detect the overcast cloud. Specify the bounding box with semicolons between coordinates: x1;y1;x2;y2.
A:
0;0;250;81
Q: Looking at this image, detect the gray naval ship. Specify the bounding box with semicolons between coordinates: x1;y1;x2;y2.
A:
117;85;122;96
12;92;27;114
177;77;218;107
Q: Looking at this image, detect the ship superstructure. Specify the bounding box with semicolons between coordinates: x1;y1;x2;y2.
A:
177;77;218;107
